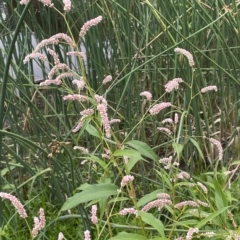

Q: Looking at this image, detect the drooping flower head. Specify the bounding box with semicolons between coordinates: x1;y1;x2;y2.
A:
174;48;195;67
209;138;223;160
140;91;152;100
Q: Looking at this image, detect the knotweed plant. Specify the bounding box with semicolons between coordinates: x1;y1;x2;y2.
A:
1;0;239;239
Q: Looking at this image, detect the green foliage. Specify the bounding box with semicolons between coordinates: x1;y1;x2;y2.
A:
0;0;240;239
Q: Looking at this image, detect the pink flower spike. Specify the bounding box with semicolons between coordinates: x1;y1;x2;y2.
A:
21;0;54;7
20;0;30;4
0;192;27;218
48;63;70;80
73;146;89;154
140;91;152;100
31;208;46;238
58;232;64;240
141;199;172;212
63;94;88;102
159;156;172;164
177;171;191;179
201;86;217;93
157;127;172;135
149;102;172;115
186;228;199;240
164;78;183;93
162;118;173;124
121;175;134;187
47;48;60;65
33;38;59;53
97;102;111;138
119;208;138;216
39;79;62;86
51;33;75;47
56;73;75;81
196;199;209;207
197;182;208;194
102;75;112;85
91;205;98;224
157;193;171;199
62;0;71;11
80;109;94;117
79;16;103;38
174;201;198;209
72;79;85;90
209;138;223;160
174;48;195;67
23;53;47;64
39;0;54;7
174;113;179;124
67;51;85;58
84;230;91;240
109;119;121;124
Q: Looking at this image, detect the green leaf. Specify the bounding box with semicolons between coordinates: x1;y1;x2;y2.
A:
108;232;147;240
148;238;169;240
172;142;183;159
60;183;118;211
77;183;90;191
108;197;129;204
1;166;17;176
99;177;111;218
189;137;204;159
230;160;240;165
214;178;228;209
196;206;229;228
113;149;144;171
125;140;158;161
214;178;228;222
85;124;100;138
138;211;165;237
137;190;162;207
85;156;107;169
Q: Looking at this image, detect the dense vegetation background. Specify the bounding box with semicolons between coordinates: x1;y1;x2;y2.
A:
0;0;240;239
